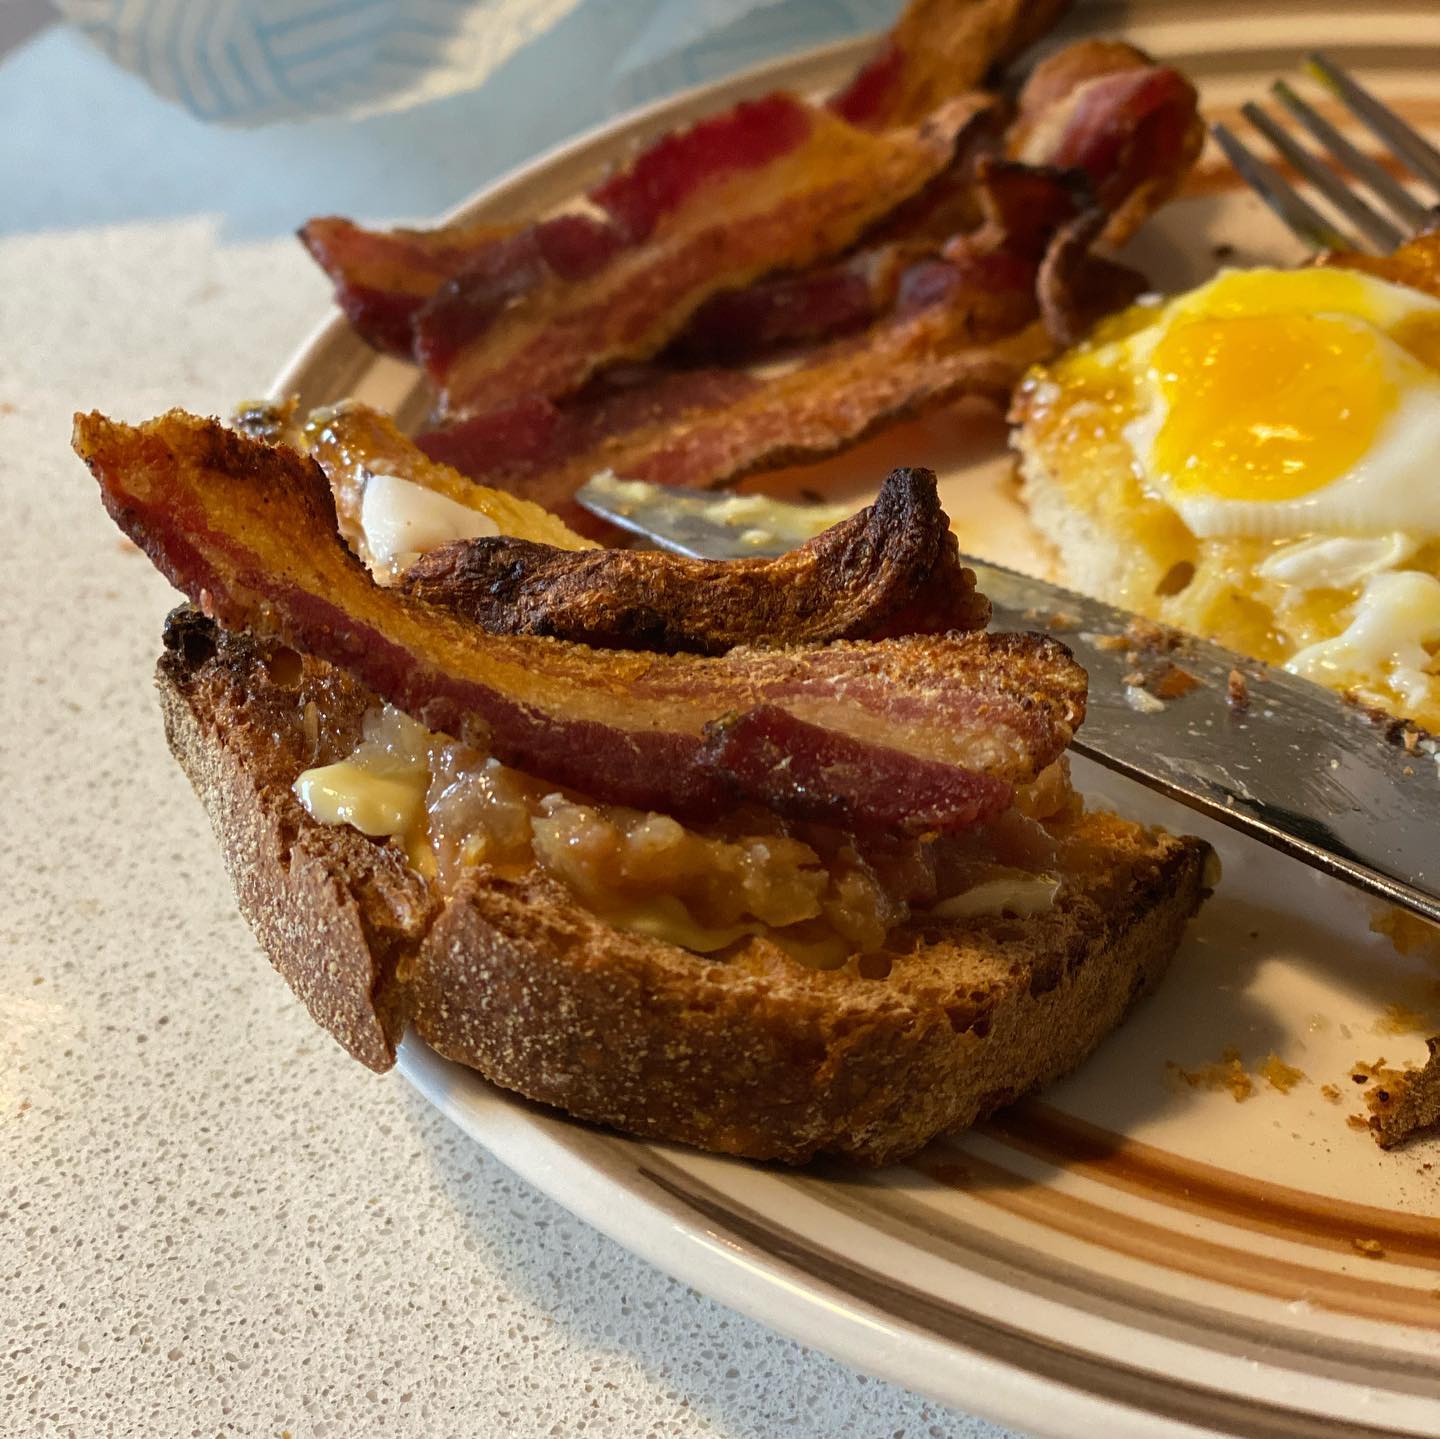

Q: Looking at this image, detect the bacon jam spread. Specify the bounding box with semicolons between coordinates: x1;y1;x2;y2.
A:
295;705;1075;969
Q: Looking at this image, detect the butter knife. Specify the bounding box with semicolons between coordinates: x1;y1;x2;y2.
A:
576;472;1440;926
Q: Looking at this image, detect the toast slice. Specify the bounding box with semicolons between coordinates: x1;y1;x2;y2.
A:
158;608;1212;1166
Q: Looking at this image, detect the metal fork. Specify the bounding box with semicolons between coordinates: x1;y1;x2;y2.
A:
1211;51;1440;253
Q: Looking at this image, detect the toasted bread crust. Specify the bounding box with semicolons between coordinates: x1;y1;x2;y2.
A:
158;611;1210;1165
158;610;435;1071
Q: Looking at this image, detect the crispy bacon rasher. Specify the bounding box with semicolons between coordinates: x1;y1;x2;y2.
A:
418;94;985;417
301;0;1069;364
74;411;1085;836
831;0;1072;128
401;467;990;654
415;264;1052;514
1007;40;1204;245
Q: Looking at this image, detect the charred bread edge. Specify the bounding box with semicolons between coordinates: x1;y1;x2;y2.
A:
157;610;1211;1166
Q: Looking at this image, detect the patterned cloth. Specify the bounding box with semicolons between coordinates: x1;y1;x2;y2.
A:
55;0;893;125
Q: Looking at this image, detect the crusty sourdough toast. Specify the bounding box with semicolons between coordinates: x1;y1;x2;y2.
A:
158;607;1212;1166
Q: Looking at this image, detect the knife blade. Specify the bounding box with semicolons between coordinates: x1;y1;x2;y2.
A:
576;472;1440;926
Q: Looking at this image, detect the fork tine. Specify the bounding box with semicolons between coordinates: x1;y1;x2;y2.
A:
1271;80;1436;236
1210;122;1358;251
1306;52;1440;195
1240;101;1404;252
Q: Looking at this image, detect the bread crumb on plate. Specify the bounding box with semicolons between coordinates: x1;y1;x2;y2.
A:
1361;1038;1440;1149
1260;1054;1306;1093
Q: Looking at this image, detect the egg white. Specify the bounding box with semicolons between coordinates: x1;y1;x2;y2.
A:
1287;569;1440;710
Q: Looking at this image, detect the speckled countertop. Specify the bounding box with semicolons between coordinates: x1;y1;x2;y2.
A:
1;19;1016;1439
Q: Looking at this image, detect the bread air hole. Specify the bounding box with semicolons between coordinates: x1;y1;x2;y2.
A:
944;1002;991;1037
1155;560;1195;597
855;951;894;980
265;646;305;688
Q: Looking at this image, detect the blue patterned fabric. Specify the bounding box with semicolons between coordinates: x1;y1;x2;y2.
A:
60;0;578;124
57;0;899;126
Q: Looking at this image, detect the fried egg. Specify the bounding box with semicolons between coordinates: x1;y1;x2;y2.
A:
1012;253;1440;730
1052;266;1440;539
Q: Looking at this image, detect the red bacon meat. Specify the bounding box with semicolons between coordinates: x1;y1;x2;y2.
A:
73;411;1085;837
418;94;987;417
299;0;1076;366
831;0;1073;128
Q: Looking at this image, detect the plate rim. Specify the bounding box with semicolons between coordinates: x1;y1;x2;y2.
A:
268;25;1440;1439
398;1036;1235;1439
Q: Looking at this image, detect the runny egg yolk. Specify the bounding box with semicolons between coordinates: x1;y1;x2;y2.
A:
1148;311;1398;503
1109;267;1440;540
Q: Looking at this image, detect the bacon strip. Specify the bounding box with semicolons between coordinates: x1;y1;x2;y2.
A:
1008;41;1204;245
401;467;990;653
300;0;1071;358
418;257;1052;512
422;95;985;416
74;412;1084;835
831;0;1074;128
299;215;517;358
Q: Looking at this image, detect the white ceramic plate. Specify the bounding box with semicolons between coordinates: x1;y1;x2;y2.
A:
272;7;1440;1436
